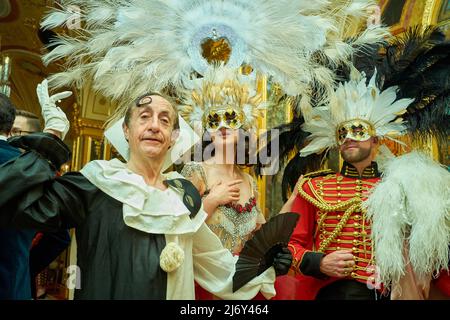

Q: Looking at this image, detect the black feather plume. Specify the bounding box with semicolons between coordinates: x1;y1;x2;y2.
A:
377;26;450;143
255;112;306;177
280;152;323;201
256;106;324;200
340;26;449;144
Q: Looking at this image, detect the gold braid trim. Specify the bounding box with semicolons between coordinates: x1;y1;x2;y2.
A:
318;203;361;253
314;211;328;238
292;250;309;275
297;177;363;253
297;177;361;213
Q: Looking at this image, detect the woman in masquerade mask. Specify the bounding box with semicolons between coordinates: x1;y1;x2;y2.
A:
179;67;297;299
181;68;264;256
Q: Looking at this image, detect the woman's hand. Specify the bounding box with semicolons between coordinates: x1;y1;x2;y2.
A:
208;180;242;206
203;180;242;215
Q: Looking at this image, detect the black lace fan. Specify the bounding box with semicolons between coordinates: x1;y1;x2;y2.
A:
232;212;299;292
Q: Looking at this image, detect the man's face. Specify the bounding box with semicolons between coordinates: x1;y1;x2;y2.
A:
339;137;376;164
11;116;35;136
123;96;178;160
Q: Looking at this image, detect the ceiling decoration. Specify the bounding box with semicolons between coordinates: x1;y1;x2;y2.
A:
0;0;73;125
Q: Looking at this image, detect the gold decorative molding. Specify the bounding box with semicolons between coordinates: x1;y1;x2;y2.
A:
380;0;437;35
79;78;116;121
70;87;110;171
256;73;267;217
72;102;80;136
77;118;105;130
422;0;438;28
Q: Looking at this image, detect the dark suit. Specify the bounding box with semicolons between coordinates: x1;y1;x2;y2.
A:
0;139;20;164
29;230;71;299
0;139;35;299
0;139;70;299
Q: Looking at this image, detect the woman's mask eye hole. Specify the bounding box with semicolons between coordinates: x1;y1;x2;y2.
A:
209;121;218;129
208;113;219;121
225;111;236;120
207;114;219;128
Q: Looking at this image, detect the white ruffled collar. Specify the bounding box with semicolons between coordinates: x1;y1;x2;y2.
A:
80;158;206;235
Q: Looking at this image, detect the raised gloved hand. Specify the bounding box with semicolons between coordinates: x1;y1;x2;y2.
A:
273;247;293;276
36;79;72;140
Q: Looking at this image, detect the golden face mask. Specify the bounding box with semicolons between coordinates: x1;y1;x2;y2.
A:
336;119;376;145
204;107;243;132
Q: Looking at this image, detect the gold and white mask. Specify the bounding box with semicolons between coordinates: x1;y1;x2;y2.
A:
204;107;244;132
336;119;376;145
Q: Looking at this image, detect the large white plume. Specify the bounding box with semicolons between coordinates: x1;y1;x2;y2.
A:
364;152;450;287
41;0;389;104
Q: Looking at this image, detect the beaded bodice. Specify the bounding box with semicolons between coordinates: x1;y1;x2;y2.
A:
181;162;265;255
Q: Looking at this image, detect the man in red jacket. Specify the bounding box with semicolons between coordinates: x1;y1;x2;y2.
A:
285;67;449;300
288;136;382;300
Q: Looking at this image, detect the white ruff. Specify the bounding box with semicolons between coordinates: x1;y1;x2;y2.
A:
364;152;450;287
80;159;207;235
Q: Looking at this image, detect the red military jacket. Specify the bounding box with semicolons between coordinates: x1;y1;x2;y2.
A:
287;162;381;299
434;272;450;297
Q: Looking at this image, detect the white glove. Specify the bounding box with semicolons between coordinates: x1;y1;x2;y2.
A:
36;79;72;140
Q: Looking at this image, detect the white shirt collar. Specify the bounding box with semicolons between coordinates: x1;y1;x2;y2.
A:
0;135;7;141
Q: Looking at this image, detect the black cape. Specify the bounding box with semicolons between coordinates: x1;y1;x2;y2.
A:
0;133;204;299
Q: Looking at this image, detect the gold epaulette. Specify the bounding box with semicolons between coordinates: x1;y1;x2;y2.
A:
302;169;335;179
297;169;336;193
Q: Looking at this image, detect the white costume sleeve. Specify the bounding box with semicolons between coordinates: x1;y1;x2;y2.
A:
192;223;276;300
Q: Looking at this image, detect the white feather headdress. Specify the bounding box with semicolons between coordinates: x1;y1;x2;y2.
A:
41;0;389;103
299;68;415;157
178;65;265;133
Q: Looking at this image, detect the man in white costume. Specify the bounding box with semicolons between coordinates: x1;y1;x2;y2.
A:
0;86;291;299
